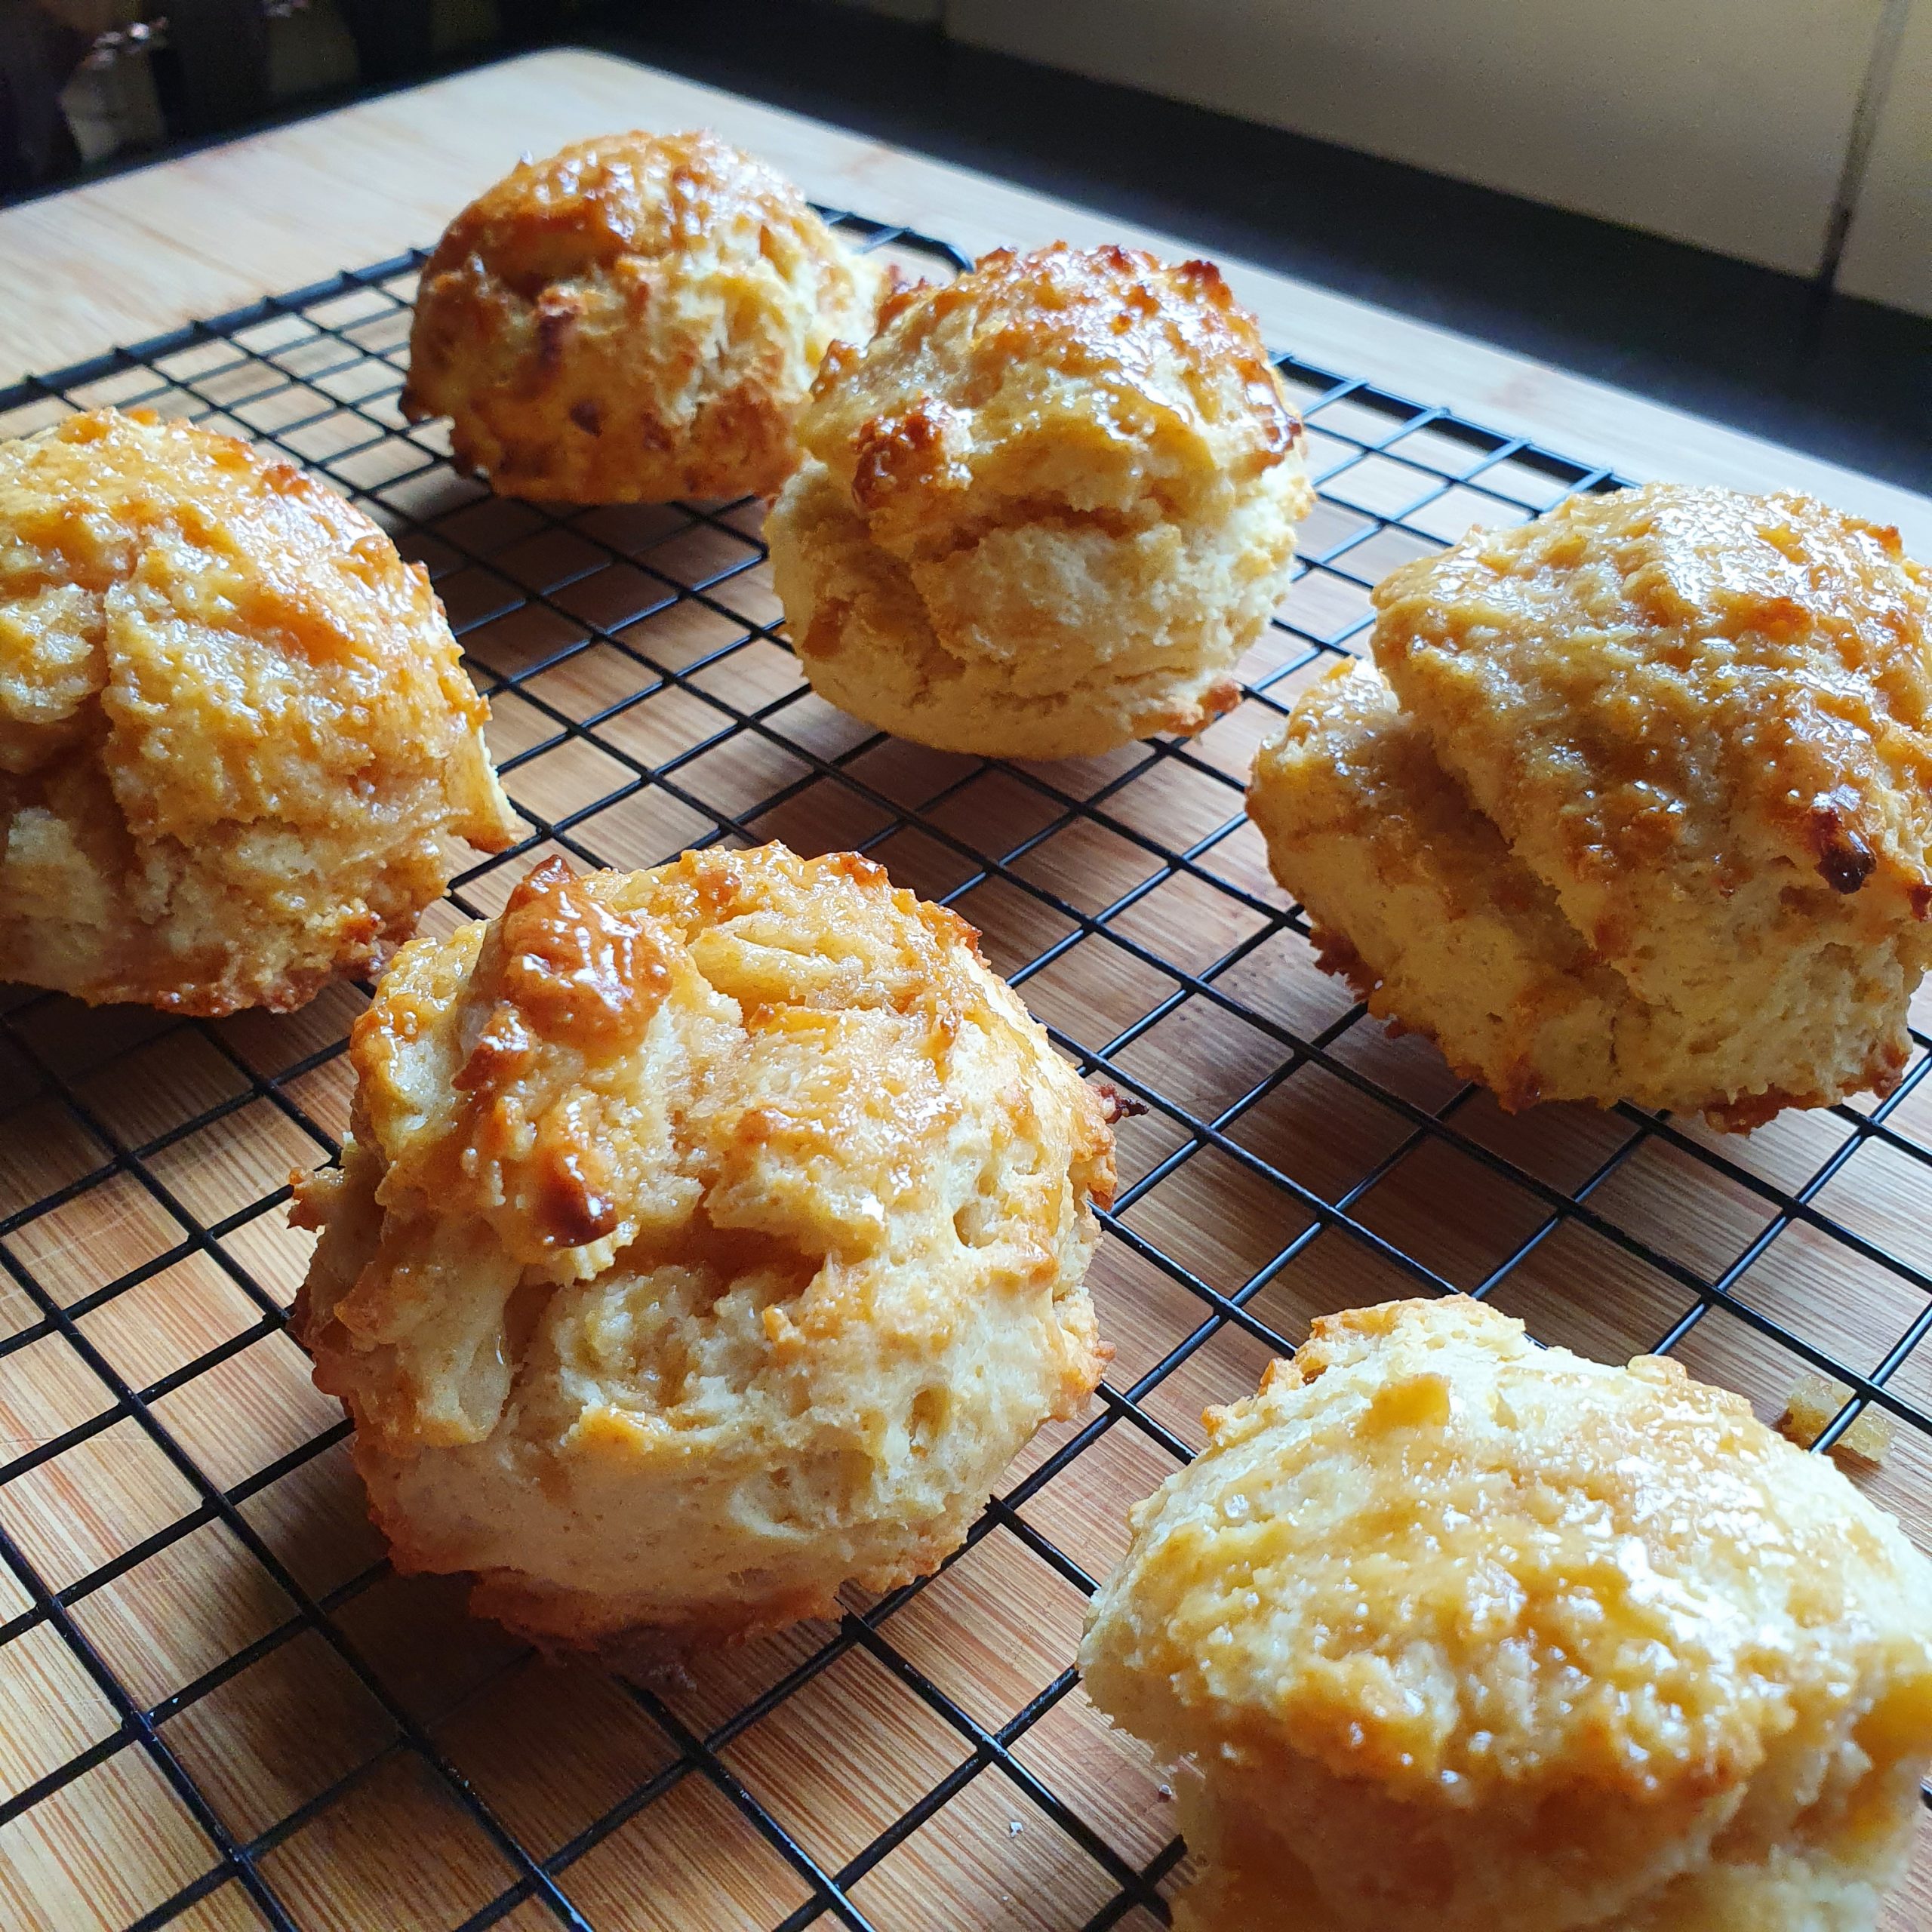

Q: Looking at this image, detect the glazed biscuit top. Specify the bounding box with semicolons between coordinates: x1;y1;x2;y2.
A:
1081;1297;1932;1810
334;844;1115;1449
1372;485;1932;949
408;129;873;375
797;242;1306;555
0;408;508;845
418;128;846;285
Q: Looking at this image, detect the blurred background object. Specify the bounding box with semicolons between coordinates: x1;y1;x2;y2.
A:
0;0;540;183
1;0;91;188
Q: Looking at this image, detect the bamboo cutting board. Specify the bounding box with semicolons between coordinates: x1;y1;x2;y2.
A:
0;51;1930;1932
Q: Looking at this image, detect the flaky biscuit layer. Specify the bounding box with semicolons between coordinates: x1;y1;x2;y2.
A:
0;408;515;1013
293;844;1114;1649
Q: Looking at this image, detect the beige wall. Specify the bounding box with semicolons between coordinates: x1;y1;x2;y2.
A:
1839;0;1932;316
950;0;1923;301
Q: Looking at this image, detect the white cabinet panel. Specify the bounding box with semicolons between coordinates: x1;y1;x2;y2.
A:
949;0;1887;279
1838;0;1932;318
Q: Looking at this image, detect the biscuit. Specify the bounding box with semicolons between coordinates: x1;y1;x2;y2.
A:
292;843;1115;1650
1247;658;1922;1124
1081;1297;1932;1932
0;408;517;1014
1372;485;1932;1117
766;243;1313;758
401;130;888;503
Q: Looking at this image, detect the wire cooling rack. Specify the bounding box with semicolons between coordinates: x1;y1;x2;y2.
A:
2;211;1930;1932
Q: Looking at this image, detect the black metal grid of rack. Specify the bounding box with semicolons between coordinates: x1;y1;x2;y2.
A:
1;213;1928;1932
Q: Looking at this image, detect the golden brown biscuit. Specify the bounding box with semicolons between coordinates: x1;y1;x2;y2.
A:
401;130;888;503
291;844;1114;1650
765;243;1313;758
0;408;516;1014
1081;1297;1932;1932
1247;658;1924;1125
1373;485;1932;1117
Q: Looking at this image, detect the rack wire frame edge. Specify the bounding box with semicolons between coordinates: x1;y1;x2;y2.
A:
0;211;1929;1932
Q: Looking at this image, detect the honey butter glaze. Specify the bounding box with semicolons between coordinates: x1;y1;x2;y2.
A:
1081;1297;1932;1931
400;129;887;503
294;843;1114;1649
1374;486;1932;982
807;242;1303;546
0;406;515;1012
446;857;676;1251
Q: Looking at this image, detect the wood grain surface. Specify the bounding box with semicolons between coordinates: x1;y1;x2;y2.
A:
0;51;1929;1932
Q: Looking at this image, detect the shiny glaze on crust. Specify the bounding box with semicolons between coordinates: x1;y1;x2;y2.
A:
369;855;682;1257
460;857;675;1247
341;842;1117;1280
398;131;884;503
1080;1297;1932;1932
494;855;671;1053
409;131;805;296
799;241;1303;543
814;243;1297;455
1117;1293;1911;1803
1374;485;1932;913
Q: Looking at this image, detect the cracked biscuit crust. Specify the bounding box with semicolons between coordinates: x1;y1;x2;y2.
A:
1081;1297;1932;1932
766;242;1313;758
401;130;888;503
1374;485;1932;1044
0;408;516;1014
1248;660;1919;1125
292;843;1115;1650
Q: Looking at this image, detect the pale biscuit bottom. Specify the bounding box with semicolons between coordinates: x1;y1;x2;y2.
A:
771;454;1304;760
1247;661;1921;1126
306;1131;1102;1652
2;750;497;1014
1168;1769;1916;1932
